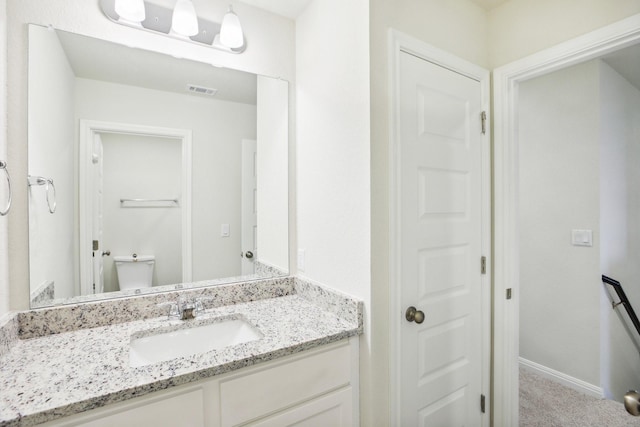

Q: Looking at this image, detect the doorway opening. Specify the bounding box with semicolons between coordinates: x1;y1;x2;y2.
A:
493;14;640;425
78;120;192;296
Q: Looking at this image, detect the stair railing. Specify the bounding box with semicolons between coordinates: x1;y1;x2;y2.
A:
602;275;640;338
602;275;640;416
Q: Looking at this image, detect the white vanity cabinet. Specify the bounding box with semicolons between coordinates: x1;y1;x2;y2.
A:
40;338;358;427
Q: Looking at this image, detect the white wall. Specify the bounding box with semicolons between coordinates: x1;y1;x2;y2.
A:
296;0;370;298
75;78;256;283
371;0;488;70
518;60;602;387
488;0;640;68
599;61;640;401
256;76;288;271
295;0;370;422
0;0;7;318
296;2;370;291
7;0;295;310
100;133;182;291
27;25;76;300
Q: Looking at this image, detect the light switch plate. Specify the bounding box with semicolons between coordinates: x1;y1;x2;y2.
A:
571;229;593;247
221;224;230;237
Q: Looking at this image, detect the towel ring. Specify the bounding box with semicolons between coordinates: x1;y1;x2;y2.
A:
0;161;10;216
27;175;56;214
44;178;56;214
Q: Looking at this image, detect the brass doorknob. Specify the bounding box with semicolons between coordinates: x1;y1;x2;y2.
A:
624;390;640;416
405;306;425;324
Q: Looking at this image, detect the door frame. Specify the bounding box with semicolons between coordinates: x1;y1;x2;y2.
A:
78;120;193;295
388;29;492;425
492;13;640;426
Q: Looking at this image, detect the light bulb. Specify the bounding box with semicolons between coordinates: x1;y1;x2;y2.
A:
220;5;244;49
172;0;199;37
115;0;146;23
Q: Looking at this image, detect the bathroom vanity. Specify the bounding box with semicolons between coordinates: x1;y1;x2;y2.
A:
40;340;356;427
2;6;360;426
0;278;362;426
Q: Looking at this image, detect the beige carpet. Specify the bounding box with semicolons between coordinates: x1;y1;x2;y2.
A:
519;368;640;426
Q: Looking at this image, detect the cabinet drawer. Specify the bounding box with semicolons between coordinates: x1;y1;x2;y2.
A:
247;387;353;427
220;342;351;427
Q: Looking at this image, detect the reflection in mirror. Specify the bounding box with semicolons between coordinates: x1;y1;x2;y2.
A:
27;24;289;308
78;127;191;296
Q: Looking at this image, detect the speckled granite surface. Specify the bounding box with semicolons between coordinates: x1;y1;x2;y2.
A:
294;277;363;333
31;273;292;309
18;277;294;339
0;280;363;426
0;315;18;358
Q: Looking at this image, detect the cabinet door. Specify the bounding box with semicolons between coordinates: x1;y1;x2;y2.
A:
220;343;351;426
247;388;353;427
41;388;205;427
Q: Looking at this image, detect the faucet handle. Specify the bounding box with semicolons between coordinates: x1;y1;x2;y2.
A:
157;302;180;319
194;299;203;315
194;297;215;316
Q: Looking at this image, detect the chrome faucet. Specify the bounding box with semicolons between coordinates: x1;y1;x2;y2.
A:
158;301;181;320
179;298;197;320
158;297;211;320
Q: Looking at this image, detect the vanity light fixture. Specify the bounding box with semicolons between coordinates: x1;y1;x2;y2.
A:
114;0;146;23
220;5;243;49
99;0;246;53
171;0;199;37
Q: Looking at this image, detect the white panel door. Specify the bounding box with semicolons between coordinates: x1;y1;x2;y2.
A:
92;133;105;294
241;139;257;275
399;51;488;426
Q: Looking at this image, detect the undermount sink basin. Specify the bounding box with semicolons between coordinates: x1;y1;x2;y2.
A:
129;317;263;367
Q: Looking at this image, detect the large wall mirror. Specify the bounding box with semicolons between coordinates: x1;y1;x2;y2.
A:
27;24;289;308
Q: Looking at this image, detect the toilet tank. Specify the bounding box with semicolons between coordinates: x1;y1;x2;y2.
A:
114;255;155;290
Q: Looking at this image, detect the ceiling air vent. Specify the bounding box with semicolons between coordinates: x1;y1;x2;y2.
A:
186;84;218;96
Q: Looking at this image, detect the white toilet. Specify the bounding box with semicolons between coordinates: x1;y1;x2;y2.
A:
114;254;155;290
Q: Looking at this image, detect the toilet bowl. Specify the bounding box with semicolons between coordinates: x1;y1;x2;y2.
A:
114;255;154;290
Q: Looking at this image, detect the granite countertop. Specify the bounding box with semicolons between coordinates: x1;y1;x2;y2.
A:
0;279;362;426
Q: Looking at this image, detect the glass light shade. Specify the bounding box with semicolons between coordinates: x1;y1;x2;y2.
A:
220;6;244;49
172;0;199;37
115;0;146;23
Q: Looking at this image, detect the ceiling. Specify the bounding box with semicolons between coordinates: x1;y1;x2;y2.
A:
56;29;257;105
238;0;312;19
238;0;509;18
468;0;509;11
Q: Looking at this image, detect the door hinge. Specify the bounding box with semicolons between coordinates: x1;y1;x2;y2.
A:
481;111;487;135
506;288;513;300
481;256;487;275
480;394;486;413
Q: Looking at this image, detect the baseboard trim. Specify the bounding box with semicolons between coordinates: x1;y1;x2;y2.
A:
519;357;604;398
